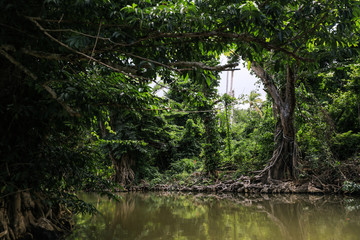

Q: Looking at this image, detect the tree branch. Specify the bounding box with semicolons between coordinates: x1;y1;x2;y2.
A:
44;28;109;41
29;12;316;63
25;17;245;76
21;48;70;60
285;13;329;51
110;30;314;62
89;21;103;64
25;16;150;81
42;83;81;117
0;46;81;117
0;47;38;80
251;62;283;108
125;52;181;72
171;62;238;71
1;44;79;61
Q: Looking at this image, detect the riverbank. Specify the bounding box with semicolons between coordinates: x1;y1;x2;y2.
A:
127;174;360;195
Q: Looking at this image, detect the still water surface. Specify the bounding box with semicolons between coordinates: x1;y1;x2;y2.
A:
67;192;360;240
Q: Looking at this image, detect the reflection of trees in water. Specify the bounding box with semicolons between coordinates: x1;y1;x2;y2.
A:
68;193;360;240
240;194;360;240
258;195;307;240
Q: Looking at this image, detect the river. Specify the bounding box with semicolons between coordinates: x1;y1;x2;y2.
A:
66;192;360;240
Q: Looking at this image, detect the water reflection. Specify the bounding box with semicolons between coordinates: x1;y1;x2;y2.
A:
67;192;360;240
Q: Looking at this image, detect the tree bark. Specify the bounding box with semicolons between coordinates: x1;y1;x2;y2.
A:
110;152;135;186
251;63;298;182
0;191;72;240
100;119;135;186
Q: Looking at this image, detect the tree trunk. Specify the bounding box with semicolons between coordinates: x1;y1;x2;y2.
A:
0;191;73;240
110;152;135;186
100;119;135;186
251;63;299;182
267;113;298;180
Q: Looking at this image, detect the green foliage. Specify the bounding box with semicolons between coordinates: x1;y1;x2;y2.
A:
57;192;98;215
296;61;360;171
218;98;274;173
164;67;222;177
102;108;176;182
342;181;360;194
0;59;116;212
201;110;221;175
296;88;333;169
141;165;163;185
331;131;360;160
170;158;197;174
222;93;237;160
174;119;203;161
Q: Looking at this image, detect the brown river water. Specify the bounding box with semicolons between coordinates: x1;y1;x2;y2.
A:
66;192;360;240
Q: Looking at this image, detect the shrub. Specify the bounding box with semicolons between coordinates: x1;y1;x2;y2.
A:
331;131;360;160
170;158;197;173
342;181;360;193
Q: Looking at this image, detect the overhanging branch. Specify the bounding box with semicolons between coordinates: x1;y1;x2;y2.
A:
1;44;79;61
0;47;38;80
171;62;238;71
251;62;283;108
26;16;150;81
0;46;81;117
42;83;81;117
110;30;314;62
25;17;243;75
27;16;314;63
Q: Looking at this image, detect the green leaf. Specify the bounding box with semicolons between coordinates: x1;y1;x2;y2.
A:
184;73;189;82
206;77;211;86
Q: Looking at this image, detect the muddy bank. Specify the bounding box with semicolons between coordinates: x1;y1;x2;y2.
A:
128;176;357;195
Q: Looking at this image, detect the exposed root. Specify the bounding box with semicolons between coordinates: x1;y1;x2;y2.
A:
0;191;73;240
110;153;135;186
0;230;8;238
256;135;299;183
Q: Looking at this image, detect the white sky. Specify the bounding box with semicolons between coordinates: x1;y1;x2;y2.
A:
153;56;267;106
218;56;266;101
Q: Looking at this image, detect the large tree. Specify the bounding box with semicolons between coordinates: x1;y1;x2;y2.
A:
201;0;358;181
247;1;359;181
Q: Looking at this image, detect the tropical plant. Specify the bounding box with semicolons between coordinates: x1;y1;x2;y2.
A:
244;90;263;119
